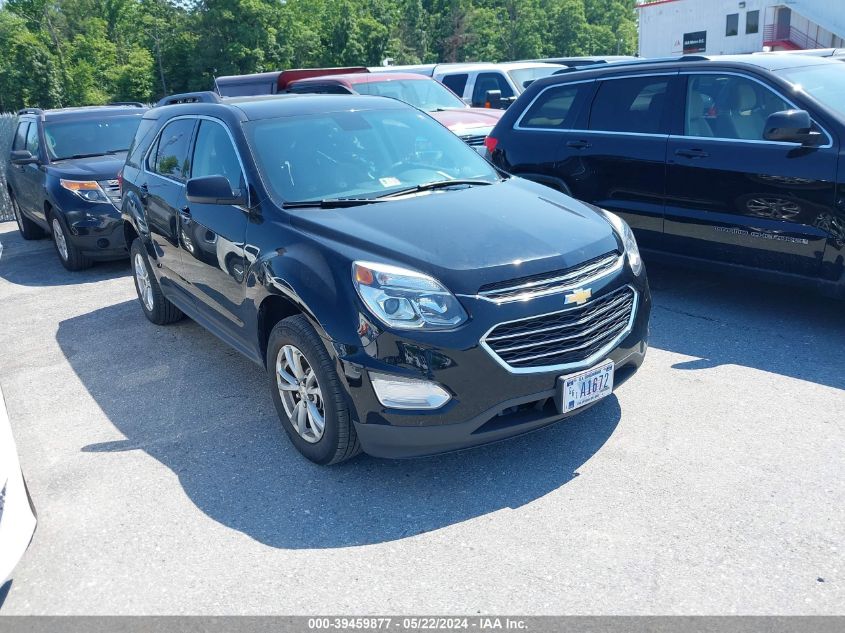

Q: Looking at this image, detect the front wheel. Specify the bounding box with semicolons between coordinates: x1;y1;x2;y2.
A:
50;213;92;270
267;315;360;465
130;238;184;325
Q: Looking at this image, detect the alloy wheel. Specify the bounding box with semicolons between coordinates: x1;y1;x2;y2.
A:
276;344;325;443
134;253;155;312
52;218;68;260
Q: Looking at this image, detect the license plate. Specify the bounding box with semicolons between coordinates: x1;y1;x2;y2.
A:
560;360;614;414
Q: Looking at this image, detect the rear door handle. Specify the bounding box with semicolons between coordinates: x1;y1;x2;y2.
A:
567;140;592;150
675;148;709;159
179;206;191;221
138;183;149;201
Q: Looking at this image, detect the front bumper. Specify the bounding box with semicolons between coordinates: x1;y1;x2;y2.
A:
64;207;127;260
333;269;651;459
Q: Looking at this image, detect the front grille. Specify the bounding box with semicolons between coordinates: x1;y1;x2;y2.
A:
460;134;487;146
482;286;636;370
478;251;622;303
98;179;121;207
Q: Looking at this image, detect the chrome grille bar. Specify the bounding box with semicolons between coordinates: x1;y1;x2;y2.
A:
480;286;638;373
476;252;623;304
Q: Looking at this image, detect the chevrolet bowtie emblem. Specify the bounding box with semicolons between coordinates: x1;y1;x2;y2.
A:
565;288;592;306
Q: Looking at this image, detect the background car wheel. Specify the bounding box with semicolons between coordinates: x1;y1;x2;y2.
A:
130;238;184;325
49;213;92;271
267;315;361;465
10;195;45;240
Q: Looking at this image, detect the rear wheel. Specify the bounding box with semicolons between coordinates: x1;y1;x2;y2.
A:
267;315;360;465
50;213;92;271
130;238;184;325
10;195;44;240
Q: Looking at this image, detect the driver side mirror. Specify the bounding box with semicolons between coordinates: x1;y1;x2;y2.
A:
10;149;38;165
763;109;822;146
186;175;246;206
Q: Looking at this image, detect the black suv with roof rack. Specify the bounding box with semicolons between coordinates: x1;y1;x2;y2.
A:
5;103;147;270
486;54;845;297
120;90;650;464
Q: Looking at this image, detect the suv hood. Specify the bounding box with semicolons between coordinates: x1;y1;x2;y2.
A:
431;107;504;134
290;178;619;295
47;153;127;181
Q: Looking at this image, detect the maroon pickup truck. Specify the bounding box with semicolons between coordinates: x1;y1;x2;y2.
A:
215;69;503;151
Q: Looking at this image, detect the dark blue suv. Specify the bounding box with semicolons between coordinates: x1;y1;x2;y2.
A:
6;104;146;270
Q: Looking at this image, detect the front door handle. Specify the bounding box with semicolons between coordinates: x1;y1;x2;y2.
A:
675;148;709;159
567;140;592;150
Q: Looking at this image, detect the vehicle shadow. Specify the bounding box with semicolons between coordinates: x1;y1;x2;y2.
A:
0;224;129;287
646;260;845;390
57;300;621;549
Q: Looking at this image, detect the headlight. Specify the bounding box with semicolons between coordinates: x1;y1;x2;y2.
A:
600;210;643;275
59;179;110;204
352;261;468;330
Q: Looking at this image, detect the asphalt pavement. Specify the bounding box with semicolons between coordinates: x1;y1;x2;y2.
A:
0;221;842;614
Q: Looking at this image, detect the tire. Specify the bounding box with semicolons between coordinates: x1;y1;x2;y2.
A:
49;212;92;271
10;194;45;240
130;238;184;325
267;315;361;465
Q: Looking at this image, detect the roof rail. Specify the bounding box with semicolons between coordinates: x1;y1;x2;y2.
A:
108;101;146;107
155;91;222;107
552;54;711;76
17;107;43;115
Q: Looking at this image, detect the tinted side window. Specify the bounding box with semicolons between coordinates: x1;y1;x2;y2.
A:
684;74;791;141
191;120;244;192
589;77;669;134
13;122;29;151
126;118;156;168
25;123;40;156
519;83;590;129
441;74;468;97
152;119;195;181
472;72;514;107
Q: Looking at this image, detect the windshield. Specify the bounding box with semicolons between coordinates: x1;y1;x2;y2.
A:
45;115;143;160
776;63;845;114
356;78;467;111
244;108;498;204
508;66;562;91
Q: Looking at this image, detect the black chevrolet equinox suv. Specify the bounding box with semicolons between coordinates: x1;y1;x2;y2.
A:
121;91;650;464
6;104;146;270
486;54;845;297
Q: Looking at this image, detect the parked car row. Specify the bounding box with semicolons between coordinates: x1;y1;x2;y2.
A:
5;51;844;468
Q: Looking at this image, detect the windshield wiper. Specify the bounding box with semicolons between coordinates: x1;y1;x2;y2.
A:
58;149;127;160
376;179;495;199
282;197;385;209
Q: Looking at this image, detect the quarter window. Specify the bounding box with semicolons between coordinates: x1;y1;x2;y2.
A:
471;72;514;107
150;119;196;181
12;122;29;151
726;13;739;36
441;74;469;97
519;84;589;129
588;77;669;134
191;120;244;192
684;74;791;141
746;10;760;34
